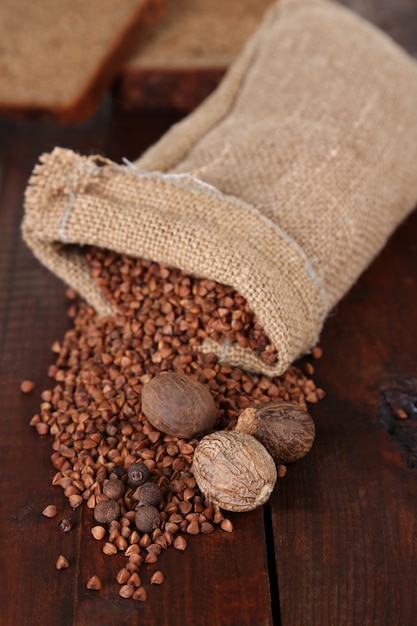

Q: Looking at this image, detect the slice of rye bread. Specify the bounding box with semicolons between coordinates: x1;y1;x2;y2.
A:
113;0;274;111
0;0;163;123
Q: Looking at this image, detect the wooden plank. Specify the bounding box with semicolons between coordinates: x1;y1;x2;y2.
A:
271;156;417;626
74;509;273;626
270;2;417;622
0;109;274;626
0;107;110;626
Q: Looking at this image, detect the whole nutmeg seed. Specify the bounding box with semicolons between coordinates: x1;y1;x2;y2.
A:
192;431;277;512
103;477;125;500
127;462;150;488
132;482;162;507
141;372;217;439
235;400;315;463
93;499;121;524
134;505;161;534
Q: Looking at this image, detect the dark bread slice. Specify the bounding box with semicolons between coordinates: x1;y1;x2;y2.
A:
114;0;273;111
0;0;164;123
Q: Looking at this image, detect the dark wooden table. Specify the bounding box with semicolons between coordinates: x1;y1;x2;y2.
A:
1;2;417;624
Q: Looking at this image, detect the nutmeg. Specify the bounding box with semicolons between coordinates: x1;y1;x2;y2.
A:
235;400;315;463
141;372;217;439
192;431;277;512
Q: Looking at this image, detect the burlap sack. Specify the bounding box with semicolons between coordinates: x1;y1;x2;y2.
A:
22;0;417;376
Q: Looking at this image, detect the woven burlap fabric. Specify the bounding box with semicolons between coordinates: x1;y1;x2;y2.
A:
22;0;417;376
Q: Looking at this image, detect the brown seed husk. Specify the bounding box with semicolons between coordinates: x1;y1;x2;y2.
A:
220;519;234;533
20;380;35;393
173;535;187;551
55;555;69;570
42;504;57;518
116;568;130;584
86;575;102;590
119;584;134;599
128;572;141;587
132;586;147;602
91;525;106;540
151;571;164;585
103;542;118;555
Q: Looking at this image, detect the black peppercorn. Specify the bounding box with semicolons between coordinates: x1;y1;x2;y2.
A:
112;465;125;479
132;482;162;507
134;505;161;534
127;462;150;488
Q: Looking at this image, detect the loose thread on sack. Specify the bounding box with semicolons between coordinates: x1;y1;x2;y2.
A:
122;146;231;195
122;156;222;196
158;145;231;193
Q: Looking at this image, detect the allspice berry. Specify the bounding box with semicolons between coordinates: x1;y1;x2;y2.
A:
103;477;125;500
132;482;162;507
235;400;315;463
192;431;277;512
93;499;121;524
127;462;150;488
141;372;217;439
134;505;161;534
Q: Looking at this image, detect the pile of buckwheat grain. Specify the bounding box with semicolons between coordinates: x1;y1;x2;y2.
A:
31;247;324;601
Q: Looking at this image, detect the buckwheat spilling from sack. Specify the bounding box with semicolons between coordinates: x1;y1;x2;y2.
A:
31;248;324;601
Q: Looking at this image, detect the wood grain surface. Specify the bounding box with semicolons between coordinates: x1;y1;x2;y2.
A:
1;1;417;624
